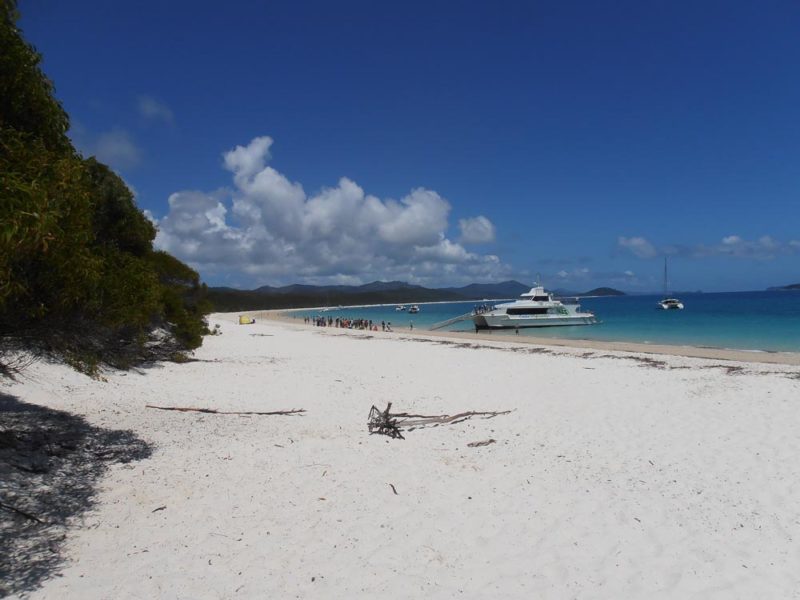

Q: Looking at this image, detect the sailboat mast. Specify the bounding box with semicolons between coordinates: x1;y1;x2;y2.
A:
663;257;668;297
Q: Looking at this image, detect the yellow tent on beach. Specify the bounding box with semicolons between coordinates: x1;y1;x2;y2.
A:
239;315;256;325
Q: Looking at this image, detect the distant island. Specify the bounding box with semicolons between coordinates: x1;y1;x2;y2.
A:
767;283;800;291
208;280;628;311
581;287;626;297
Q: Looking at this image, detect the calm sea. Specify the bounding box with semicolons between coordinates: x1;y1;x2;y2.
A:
290;291;800;352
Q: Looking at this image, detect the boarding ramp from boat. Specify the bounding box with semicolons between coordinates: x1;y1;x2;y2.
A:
429;311;475;331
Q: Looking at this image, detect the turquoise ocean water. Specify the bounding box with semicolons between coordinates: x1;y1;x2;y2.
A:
290;291;800;352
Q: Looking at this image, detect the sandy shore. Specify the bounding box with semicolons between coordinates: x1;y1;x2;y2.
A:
253;309;800;366
4;315;800;598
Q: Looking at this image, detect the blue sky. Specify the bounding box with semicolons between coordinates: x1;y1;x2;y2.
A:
20;0;800;291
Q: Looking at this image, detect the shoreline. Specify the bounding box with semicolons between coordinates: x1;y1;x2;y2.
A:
235;309;800;366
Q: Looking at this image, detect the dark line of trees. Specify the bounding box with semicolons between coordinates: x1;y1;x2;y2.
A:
1;1;210;376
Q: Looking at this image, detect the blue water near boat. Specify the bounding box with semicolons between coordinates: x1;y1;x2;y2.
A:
290;290;800;352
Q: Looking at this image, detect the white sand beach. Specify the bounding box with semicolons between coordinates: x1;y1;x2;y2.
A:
5;315;800;599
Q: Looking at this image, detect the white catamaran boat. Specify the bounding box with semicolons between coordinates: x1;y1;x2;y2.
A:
658;258;684;310
408;305;420;314
472;285;597;330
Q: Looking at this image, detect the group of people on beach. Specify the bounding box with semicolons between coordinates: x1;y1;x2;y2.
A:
303;316;395;332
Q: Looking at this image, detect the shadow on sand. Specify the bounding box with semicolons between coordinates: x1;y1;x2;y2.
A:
0;392;152;597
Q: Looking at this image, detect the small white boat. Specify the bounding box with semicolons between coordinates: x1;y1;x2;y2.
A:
395;305;406;312
472;284;597;330
408;305;420;314
658;258;684;310
659;298;684;310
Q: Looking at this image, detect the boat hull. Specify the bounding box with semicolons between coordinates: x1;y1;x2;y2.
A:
473;314;597;329
658;301;684;310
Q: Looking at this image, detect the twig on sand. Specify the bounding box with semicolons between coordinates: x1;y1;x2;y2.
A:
388;483;398;495
0;501;46;524
467;439;496;447
145;405;305;416
368;402;512;439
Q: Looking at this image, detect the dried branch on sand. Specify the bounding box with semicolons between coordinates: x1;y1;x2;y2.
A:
367;402;512;440
145;405;305;416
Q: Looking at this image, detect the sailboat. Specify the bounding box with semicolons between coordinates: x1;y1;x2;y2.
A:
658;257;684;310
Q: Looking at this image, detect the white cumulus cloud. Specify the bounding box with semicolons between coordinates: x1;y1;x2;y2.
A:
458;216;496;244
154;136;511;286
617;236;657;259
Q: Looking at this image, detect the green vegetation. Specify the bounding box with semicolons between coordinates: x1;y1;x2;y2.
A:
0;2;209;376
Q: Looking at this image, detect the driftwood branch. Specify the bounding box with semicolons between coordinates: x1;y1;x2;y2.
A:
145;405;305;416
368;402;404;439
467;438;496;447
368;402;512;439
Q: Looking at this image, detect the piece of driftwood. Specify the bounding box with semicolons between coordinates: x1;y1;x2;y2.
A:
145;405;305;416
467;439;496;447
368;402;512;439
368;402;404;438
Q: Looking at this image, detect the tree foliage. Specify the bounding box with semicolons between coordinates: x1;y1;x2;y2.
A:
1;2;209;376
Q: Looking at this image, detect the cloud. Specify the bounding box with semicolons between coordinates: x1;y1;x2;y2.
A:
619;234;800;261
138;95;174;124
93;128;141;170
703;234;784;259
458;216;496;244
555;267;590;280
617;236;657;259
721;235;741;245
142;209;158;226
551;267;642;290
69;121;141;171
154;136;511;285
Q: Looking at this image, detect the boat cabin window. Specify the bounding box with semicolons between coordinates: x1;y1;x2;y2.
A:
507;307;550;315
